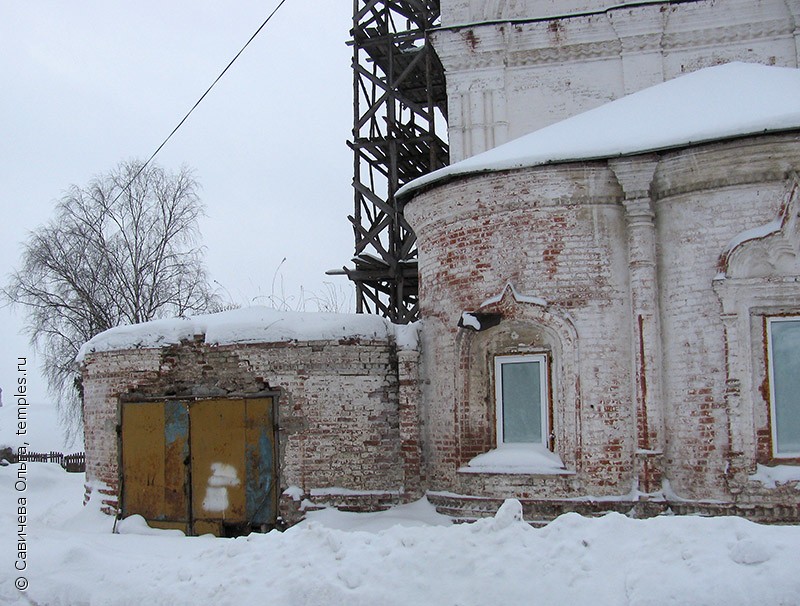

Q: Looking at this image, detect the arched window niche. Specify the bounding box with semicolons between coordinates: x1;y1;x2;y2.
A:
711;174;800;495
455;285;581;477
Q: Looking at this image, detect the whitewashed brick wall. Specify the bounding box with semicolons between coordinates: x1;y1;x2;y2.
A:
406;132;800;512
407;163;637;497
434;0;800;162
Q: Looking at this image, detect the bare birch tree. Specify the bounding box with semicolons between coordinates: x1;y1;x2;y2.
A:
3;160;219;433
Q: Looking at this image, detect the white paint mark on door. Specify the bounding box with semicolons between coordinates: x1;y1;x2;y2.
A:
202;462;241;513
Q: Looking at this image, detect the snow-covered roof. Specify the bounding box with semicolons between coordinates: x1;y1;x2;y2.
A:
77;306;399;361
399;62;800;198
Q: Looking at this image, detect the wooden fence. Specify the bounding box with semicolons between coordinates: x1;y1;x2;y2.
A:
11;450;86;473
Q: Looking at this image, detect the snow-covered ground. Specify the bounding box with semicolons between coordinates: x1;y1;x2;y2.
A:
0;463;798;606
1;402;799;605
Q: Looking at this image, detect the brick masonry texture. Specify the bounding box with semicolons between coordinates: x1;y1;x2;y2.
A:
81;0;800;525
81;335;417;521
407;163;636;498
405;133;800;520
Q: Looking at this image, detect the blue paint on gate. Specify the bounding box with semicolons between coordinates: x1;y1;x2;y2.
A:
245;431;274;524
245;413;274;525
164;401;189;449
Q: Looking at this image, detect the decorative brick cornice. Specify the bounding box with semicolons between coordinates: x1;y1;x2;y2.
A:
434;12;794;73
437;37;622;71
505;40;621;67
614;33;664;54
652;134;800;200
661;19;794;50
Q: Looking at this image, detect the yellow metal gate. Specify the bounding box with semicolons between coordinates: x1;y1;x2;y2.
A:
121;397;276;536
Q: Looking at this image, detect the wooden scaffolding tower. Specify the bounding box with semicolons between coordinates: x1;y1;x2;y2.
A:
334;0;448;323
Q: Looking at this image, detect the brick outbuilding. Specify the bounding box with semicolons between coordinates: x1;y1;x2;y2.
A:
80;309;422;533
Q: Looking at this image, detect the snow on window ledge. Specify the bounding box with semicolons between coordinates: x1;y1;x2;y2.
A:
458;445;573;476
749;464;800;489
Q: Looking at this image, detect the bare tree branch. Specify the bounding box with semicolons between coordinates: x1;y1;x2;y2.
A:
2;160;219;438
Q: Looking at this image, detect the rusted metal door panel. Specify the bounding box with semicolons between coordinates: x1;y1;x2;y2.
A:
121;397;276;536
122;402;164;520
245;398;275;526
162;400;190;522
121;401;189;527
189;399;247;534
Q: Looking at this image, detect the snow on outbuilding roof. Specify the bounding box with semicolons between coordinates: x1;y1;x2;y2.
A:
398;62;800;198
76;306;396;361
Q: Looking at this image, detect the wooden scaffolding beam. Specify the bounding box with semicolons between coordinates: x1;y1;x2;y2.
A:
331;0;448;324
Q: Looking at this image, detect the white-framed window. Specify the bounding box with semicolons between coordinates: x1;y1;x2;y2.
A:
494;354;549;446
767;317;800;458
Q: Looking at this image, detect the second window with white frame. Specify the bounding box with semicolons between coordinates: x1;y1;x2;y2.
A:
767;317;800;458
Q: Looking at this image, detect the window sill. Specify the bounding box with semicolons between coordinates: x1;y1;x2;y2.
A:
749;463;800;489
458;445;574;476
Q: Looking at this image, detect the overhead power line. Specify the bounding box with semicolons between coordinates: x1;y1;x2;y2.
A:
119;0;290;196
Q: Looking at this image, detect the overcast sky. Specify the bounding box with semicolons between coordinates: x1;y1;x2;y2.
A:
0;2;355;414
